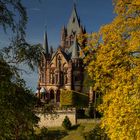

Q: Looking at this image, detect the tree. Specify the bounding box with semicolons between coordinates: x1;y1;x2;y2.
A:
0;0;42;70
0;0;42;139
0;58;39;139
62;116;72;130
81;0;140;139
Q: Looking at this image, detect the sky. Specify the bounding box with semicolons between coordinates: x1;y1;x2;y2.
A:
0;0;115;91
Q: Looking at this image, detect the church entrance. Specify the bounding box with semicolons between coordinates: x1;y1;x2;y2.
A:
56;90;60;102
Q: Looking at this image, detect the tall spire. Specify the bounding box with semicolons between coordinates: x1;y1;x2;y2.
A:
43;30;49;55
67;3;81;36
72;37;79;59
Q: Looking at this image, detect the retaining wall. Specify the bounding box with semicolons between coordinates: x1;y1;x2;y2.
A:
38;109;76;127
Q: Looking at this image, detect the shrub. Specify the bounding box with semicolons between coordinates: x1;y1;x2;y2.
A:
62;116;72;130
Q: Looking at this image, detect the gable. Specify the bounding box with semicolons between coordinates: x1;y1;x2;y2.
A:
50;49;69;68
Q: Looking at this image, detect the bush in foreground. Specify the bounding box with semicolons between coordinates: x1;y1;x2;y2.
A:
62;116;72;130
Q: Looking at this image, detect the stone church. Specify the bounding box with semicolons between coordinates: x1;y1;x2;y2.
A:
36;4;87;104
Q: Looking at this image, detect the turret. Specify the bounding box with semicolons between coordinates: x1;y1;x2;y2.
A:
43;30;49;58
61;26;67;48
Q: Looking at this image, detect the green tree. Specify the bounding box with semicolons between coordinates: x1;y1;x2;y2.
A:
0;0;41;139
0;0;42;70
62;116;72;130
0;58;39;139
81;0;140;139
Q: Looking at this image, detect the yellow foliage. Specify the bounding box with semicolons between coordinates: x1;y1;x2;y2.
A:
82;0;140;139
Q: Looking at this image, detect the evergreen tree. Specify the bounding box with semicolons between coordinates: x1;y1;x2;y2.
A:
62;116;72;130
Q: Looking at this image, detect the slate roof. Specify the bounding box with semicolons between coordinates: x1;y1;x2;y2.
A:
67;4;81;36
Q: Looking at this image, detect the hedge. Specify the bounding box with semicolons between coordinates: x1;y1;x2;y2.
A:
60;89;88;107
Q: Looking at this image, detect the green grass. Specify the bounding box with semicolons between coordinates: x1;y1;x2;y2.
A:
35;120;98;140
61;123;96;140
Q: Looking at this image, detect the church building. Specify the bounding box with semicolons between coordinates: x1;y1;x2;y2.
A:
37;4;87;104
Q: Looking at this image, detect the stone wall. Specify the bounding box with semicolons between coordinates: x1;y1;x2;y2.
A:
38;109;76;128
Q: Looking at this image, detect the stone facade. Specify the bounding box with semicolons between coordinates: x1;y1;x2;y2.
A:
36;5;87;104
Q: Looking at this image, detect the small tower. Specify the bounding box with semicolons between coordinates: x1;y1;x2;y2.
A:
43;30;49;58
60;3;84;51
61;26;67;48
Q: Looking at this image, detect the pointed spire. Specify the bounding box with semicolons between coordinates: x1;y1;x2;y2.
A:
67;3;81;36
72;36;79;59
43;30;49;55
61;25;67;37
71;3;79;25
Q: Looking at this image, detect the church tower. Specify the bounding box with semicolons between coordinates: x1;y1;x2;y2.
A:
60;4;85;50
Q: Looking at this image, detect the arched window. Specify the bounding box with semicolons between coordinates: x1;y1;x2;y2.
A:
60;71;64;85
50;68;55;84
58;56;61;69
55;74;58;84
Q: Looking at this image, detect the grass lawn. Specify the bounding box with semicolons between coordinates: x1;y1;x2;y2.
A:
35;119;99;140
44;121;98;140
61;122;96;140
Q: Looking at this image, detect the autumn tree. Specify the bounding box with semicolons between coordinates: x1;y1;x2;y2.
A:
80;0;140;139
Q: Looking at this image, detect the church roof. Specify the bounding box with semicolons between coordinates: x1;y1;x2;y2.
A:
67;4;82;36
50;48;70;63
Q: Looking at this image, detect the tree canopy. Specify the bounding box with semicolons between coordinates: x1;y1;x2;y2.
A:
80;0;140;139
0;0;41;139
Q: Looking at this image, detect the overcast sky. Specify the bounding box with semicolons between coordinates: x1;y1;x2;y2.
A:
0;0;115;91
